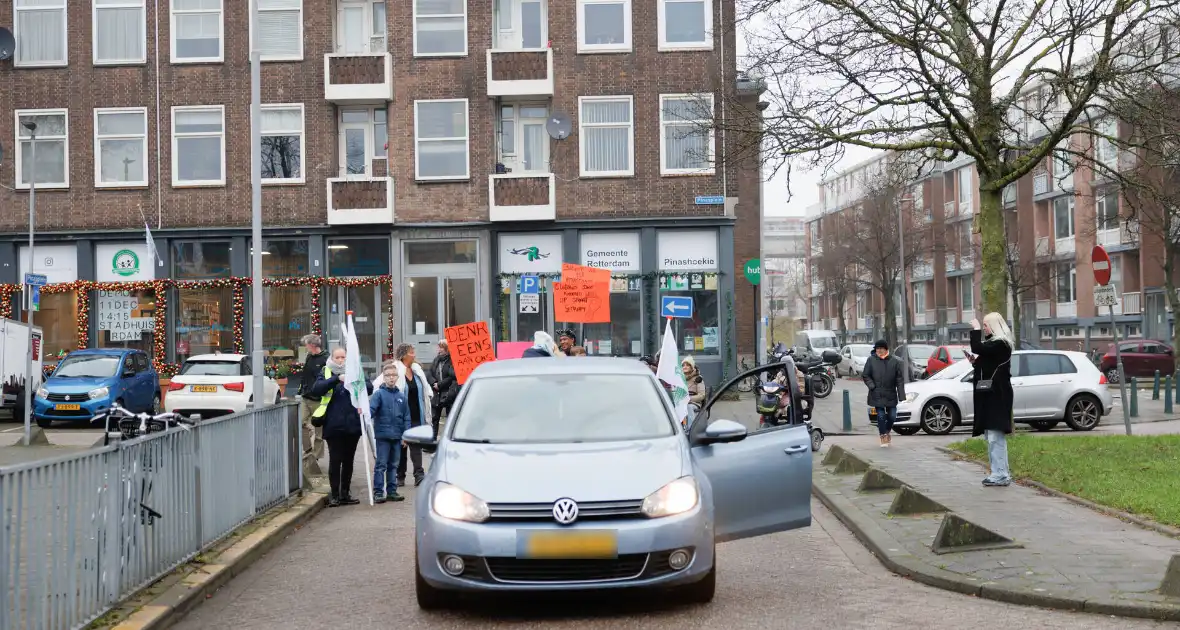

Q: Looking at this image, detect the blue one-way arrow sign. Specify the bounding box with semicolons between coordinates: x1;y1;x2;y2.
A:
661;296;694;318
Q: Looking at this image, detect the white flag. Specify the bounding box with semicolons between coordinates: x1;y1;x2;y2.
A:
656;319;691;426
145;222;160;267
342;314;376;505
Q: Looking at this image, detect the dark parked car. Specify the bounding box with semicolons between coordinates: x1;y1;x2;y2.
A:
896;344;937;379
1099;340;1174;383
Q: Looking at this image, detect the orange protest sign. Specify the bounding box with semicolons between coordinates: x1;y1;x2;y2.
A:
561;262;611;285
553;280;611;323
443;321;495;384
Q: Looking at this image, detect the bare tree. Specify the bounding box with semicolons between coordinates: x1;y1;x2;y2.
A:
734;0;1180;316
812;226;858;344
1002;214;1039;347
262;136;302;180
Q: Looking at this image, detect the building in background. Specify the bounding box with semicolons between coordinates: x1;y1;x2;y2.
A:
761;216;806;344
0;0;765;386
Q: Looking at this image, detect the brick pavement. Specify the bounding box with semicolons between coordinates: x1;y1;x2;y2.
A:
812;440;1180;620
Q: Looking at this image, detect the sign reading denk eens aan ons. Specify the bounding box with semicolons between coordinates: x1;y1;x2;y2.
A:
445;321;495;384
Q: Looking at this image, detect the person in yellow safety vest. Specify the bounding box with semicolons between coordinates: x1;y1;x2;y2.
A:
307;347;372;507
311;362;335;421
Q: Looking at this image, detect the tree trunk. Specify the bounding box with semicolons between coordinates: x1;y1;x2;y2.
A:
883;293;897;347
978;186;1009;317
1011;295;1023;347
836;296;848;345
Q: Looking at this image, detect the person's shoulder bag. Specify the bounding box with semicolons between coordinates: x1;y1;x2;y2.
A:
975;358;1010;392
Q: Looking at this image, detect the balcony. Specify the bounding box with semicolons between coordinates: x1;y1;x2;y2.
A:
1120;222;1140;247
944;201;955;219
1056;302;1077;319
912;260;933;278
959;255;974;270
1055;236;1075;256
925;309;936;325
1035;236;1050;258
1123;292;1142;314
959;201;973;217
486;49;554;98
323;53;393;103
1036;300;1051;319
1096;228;1119;248
859;317;872;329
326;176;394;225
945;253;958;271
946;309;960;324
914;311;927;326
488;173;555;221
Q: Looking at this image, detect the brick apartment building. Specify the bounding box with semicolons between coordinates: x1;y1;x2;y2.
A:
805;89;1174;355
0;0;764;384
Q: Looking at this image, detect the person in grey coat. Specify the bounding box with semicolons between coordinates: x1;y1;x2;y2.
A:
862;339;906;447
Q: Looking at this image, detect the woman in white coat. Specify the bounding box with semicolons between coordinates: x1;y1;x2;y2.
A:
388;343;433;486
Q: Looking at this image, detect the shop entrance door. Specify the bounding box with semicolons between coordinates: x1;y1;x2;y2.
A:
325;284;385;373
401;240;481;363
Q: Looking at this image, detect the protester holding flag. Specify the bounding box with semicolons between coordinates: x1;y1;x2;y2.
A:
656;321;693;427
308;347;373;507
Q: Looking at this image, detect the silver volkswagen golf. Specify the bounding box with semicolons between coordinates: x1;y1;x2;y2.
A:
402;357;813;609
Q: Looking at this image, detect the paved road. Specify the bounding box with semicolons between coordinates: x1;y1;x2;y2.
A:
173;476;1170;629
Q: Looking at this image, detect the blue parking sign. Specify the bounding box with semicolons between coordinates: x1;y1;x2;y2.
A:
520;274;540;294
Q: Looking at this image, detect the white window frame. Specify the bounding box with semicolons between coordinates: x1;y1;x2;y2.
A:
338;108;387;176
1053;138;1073;180
336;0;386;53
659;93;715;176
93;107;149;188
93;0;147;65
960;277;974;309
497;103;551;174
958;167;971;205
1056;263;1077;303
170;0;224;64
578;95;635;178
1053;196;1075;239
412;0;469;58
1095;118;1118;166
576;0;632;53
14;108;69;190
249;0;304;62
171;105;226;187
14;0;67;67
494;0;548;50
260;103;305;185
413;99;471;181
657;0;712;51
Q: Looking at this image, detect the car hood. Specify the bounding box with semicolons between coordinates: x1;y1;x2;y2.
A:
45;376;115;394
438;437;687;504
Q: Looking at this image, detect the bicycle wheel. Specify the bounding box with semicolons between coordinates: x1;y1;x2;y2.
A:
737;374;757;393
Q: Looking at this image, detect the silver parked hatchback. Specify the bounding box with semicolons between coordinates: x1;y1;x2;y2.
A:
403;357;813;609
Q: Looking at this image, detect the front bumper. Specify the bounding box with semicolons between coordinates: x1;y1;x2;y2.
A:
417;507;714;593
34;396;109;421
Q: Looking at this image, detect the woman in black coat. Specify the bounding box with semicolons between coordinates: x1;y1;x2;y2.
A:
969;312;1015;487
308;347;374;507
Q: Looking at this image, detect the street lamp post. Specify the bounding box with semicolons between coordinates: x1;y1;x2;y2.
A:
897;193;911;384
249;3;265;404
22;121;37;446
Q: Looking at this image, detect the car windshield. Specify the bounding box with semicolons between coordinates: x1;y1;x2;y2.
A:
929;359;974;380
180;361;242;376
905;345;936;360
948;347;968;360
53;355;120;378
812;336;838;349
850;346;871;357
451;374;675;444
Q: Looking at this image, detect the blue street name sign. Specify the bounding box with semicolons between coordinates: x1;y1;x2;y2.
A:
694;195;724;205
661;295;694;318
24;273;47;286
520;274;540;294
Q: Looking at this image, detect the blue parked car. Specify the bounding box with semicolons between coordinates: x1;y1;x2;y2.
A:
34;349;160;428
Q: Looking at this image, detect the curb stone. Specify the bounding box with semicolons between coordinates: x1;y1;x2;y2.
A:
108;492;327;630
935;446;1180;540
811;478;1180;621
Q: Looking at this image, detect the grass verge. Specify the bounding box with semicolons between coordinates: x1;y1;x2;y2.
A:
948;434;1180;528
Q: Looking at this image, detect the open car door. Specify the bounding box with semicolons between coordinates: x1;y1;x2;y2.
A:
689;362;812;542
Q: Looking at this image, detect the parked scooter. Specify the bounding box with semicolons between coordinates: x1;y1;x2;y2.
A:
755;373;824;452
798;349;841;399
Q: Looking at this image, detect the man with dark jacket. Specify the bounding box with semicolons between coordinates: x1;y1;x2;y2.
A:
427;339;459;439
297;334;328;457
862;339;906;448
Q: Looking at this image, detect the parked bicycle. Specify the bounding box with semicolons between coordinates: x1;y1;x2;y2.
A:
95;402;199;446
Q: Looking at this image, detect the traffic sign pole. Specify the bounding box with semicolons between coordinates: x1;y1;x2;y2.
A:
23;130;37;447
1093;245;1131;436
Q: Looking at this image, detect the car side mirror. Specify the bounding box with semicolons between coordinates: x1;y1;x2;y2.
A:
699;419;747;445
402;425;438;453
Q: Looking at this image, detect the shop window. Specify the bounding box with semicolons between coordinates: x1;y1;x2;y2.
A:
259;239;311;365
95;289;156;353
37;292;79;359
576;277;644;356
261;239;310;276
659;273;720;356
328;238;390;276
173;240;232;361
404;240;477;265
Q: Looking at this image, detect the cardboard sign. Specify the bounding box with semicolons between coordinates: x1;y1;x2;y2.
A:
554;280;611;323
444;321;495;384
496;341;534;360
561;262;611;285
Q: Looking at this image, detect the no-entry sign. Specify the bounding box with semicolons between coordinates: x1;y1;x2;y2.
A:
1091;245;1111;286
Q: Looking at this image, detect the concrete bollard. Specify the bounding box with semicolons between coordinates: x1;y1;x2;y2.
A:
1166;375;1173;415
1153;370;1161;400
1130;378;1138;418
842;388;852;432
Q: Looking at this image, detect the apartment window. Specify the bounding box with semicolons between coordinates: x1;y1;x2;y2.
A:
578;0;631;52
498;104;550;174
15;0;66;66
658;0;710;49
494;0;546;49
1053;196;1074;239
337;0;386;53
1053;139;1073;180
171;0;223;62
579;96;634;177
1111;255;1123;294
251;0;302;61
1056;262;1076;303
261;104;304;183
339;108;386;176
960;277;973;309
414;100;470;180
15;109;68;189
913;282;926;312
94;0;146;64
1095;119;1118;166
94;108;148;187
171;106;225;186
413;0;467;56
1096;190;1119;232
958;167;971;205
660;94;714;175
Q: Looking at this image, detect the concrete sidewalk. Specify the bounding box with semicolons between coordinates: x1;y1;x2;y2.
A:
812;440;1180;621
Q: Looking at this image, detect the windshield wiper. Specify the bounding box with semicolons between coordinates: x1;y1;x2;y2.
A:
451;438;494;444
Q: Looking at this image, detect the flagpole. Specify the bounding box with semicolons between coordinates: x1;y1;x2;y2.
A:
344;313;375;505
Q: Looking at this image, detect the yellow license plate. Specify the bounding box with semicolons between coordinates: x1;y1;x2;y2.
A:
55;404;81;411
520;530;618;559
191;385;218;393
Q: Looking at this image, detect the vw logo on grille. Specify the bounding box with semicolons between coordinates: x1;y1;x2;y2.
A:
552;498;579;525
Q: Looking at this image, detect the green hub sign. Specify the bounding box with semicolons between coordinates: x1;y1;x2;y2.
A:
744;258;761;285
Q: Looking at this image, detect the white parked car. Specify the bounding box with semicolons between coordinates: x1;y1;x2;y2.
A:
164;354;281;418
838;344;873;376
891;350;1113;435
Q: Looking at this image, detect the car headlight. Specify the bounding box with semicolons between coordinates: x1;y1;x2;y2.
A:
641;476;699;518
431;482;490;523
904;392;918;403
88;387;110;401
36;387;48;399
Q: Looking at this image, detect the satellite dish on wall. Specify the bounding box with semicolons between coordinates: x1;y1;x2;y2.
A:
0;28;14;61
546;112;573;140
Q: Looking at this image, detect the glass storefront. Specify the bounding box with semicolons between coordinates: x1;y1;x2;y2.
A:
173;241;233;360
259;239;312;368
327;237;390;370
580;278;644;356
328;237;390;277
95;289;156;353
657;231;721;357
38;292;79;358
